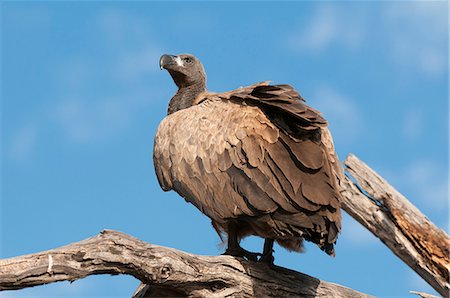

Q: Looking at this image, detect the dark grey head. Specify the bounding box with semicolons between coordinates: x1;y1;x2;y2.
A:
159;54;206;89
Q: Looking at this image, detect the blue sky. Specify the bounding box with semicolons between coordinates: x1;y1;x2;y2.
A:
1;1;448;297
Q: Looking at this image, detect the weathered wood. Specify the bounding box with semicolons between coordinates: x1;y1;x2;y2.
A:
2;153;447;297
0;230;371;297
410;290;439;298
341;154;450;297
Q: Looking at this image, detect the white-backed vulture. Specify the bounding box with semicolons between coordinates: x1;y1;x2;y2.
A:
154;53;343;263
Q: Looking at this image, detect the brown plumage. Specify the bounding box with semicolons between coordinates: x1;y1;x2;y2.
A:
154;54;343;263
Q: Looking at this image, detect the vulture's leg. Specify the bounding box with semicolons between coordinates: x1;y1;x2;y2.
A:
259;238;275;264
223;222;261;261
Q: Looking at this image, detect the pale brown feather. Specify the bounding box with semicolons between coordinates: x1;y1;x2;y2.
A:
153;83;342;254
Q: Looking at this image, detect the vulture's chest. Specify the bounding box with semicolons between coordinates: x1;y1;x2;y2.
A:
153;97;342;238
152;99;279;207
154;100;277;169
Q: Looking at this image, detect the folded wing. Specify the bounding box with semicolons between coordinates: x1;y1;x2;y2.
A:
153;82;342;253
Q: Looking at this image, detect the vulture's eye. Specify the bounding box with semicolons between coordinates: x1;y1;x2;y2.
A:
183;57;193;64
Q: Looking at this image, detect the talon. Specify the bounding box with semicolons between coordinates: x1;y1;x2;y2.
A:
259;238;275;265
224;221;261;262
258;253;275;265
223;247;261;261
244;250;262;262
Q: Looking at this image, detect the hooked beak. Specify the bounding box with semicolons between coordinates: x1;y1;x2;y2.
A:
159;54;182;70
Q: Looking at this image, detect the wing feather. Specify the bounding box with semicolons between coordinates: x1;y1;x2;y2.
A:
266;140;302;194
153;83;342;253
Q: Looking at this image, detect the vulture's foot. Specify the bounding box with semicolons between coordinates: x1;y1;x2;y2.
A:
259;252;275;265
224;221;261;261
223;246;261;261
259;238;275;265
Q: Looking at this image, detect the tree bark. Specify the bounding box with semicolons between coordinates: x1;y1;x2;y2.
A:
341;154;449;297
0;230;370;297
1;154;447;297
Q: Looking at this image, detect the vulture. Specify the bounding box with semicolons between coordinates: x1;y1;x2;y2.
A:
154;53;343;264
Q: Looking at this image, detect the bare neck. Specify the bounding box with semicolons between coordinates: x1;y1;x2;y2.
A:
168;82;206;115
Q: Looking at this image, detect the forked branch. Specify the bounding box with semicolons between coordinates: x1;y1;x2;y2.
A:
341;154;449;297
0;230;370;297
1;153;447;297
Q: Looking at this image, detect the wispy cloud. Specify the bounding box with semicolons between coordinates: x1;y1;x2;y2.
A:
53;97;132;144
381;158;448;222
6;8;165;152
311;85;362;143
341;213;377;246
288;4;366;53
114;45;161;82
96;9;163;82
49;9;164;144
402;160;448;211
381;2;448;78
286;2;447;78
97;9;157;47
7;124;39;162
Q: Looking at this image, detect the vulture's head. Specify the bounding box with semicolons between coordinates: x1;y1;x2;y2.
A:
159;54;206;89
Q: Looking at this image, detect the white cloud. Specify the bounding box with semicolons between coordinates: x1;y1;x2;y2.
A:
403;160;448;210
288;4;366;52
53;97;132;144
97;9;153;46
311;85;362;143
381;2;448;77
8;124;39;162
374;159;448;232
286;2;447;78
341;213;377;246
114;45;161;82
49;9;165;145
96;9;163;81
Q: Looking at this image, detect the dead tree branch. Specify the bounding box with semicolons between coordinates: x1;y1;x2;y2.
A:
1;153;447;297
0;230;370;297
341;154;449;297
